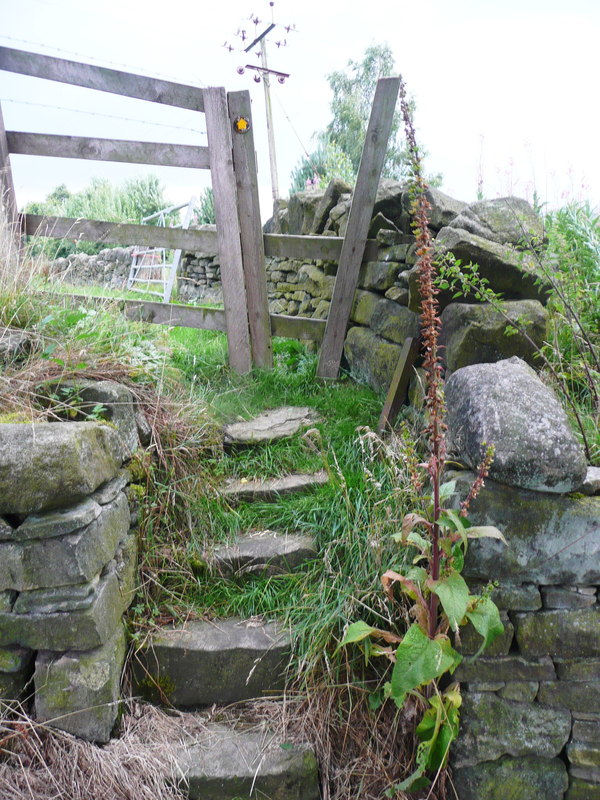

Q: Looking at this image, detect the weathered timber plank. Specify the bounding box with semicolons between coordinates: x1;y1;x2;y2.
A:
0;102;21;234
204;86;252;374
122;299;226;330
317;76;401;379
0;46;205;112
38;290;227;332
270;314;325;342
377;337;420;433
6;132;210;169
228;90;272;369
264;234;379;262
24;214;218;253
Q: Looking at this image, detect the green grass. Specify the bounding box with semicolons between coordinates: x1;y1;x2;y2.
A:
156;326;420;677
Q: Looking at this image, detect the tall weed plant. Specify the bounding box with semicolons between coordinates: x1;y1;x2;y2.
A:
337;80;505;797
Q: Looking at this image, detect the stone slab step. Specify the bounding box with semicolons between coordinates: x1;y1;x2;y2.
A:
208;530;317;577
223;406;321;446
134;618;290;707
222;471;328;503
177;722;320;800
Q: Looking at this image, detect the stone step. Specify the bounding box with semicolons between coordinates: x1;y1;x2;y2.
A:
221;470;328;503
134;618;290;707
222;406;321;446
176;722;320;800
207;530;316;577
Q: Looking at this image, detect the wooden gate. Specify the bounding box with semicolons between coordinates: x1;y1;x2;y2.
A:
0;47;401;380
0;46;271;373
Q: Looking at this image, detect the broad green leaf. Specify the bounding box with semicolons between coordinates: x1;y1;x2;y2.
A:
406;531;430;553
439;480;457;501
431;571;470;632
467;525;508;545
336;621;376;650
466;596;504;658
438;509;469;550
335;621;402;655
389;625;462;707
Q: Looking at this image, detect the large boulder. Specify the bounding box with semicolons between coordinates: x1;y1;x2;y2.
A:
440;300;548;371
0;422;123;514
402;186;467;231
287;189;327;235
447;197;545;247
445;357;588;493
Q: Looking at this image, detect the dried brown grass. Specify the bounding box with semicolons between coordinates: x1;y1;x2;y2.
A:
0;701;219;800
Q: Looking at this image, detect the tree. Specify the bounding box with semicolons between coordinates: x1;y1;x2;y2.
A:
194;187;215;225
289;44;440;193
25;175;172;258
326;44;410;180
288;136;356;195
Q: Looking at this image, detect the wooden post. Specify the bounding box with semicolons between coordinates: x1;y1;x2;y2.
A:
377;337;420;433
227;90;273;370
317;76;401;379
0;102;21;235
204;86;252;374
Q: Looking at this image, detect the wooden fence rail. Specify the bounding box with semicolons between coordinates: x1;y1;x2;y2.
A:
1;45;402;383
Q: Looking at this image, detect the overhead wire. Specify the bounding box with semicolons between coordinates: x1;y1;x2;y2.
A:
0;98;207;137
0;34;208;89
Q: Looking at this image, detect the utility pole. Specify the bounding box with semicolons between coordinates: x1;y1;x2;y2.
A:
259;37;279;204
226;3;295;207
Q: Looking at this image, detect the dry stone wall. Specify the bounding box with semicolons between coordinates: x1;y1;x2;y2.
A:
0;384;143;743
444;358;600;800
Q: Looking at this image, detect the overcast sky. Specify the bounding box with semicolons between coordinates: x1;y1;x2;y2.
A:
1;0;599;222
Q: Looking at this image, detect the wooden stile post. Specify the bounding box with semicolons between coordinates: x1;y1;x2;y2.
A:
0;102;21;236
377;337;420;433
204;86;252;374
317;76;401;379
227;90;273;369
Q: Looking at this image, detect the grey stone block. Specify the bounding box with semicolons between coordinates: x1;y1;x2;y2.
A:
469;581;542;611
538;681;600;712
568;741;600;768
177;723;320;800
449;472;600;585
0;645;34;673
209;530;316;577
567;777;600;800
497;681;539;702
514;608;600;658
14;498;102;541
572;715;600;743
223;407;321;445
557;660;600;681
542;586;596;609
35;625;126;743
457;611;514;656
91;471;129;505
0;492;130;591
0;668;33;702
0;422;123;514
0;536;136;650
453;756;568;800
134;618;290;707
455;655;555;684
222;471;328;503
453;692;571;768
